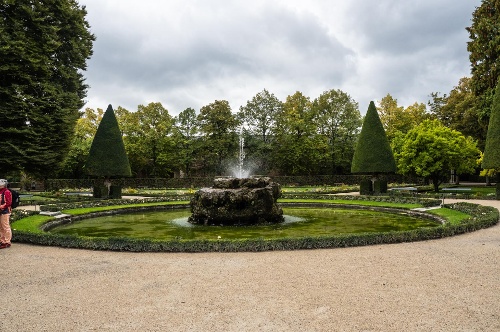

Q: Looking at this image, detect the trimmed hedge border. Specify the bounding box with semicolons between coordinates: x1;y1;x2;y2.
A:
10;199;499;252
281;194;441;207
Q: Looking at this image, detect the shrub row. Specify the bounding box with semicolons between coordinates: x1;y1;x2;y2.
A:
11;202;497;252
38;196;191;212
44;175;424;190
281;194;441;207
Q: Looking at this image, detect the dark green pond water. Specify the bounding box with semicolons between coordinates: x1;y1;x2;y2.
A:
49;207;439;240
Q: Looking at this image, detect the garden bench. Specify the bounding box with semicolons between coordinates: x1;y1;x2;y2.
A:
389;187;418;197
441;187;472;199
64;192;92;197
19;194;34;204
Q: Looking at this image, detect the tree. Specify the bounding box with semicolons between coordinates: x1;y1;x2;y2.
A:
467;0;500;97
392;119;480;192
466;0;500;126
58;107;103;178
85;105;131;179
172;107;200;176
351;101;396;176
272;91;327;175
134;102;175;177
312;89;361;174
237;89;283;174
481;79;500;197
197;100;239;175
377;94;430;141
0;0;95;178
430;78;486;148
377;94;404;140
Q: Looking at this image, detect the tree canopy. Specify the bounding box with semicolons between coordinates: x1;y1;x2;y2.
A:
392;119;480;192
312;89;361;174
198;100;239;175
351;101;396;174
85;105;131;178
467;0;500;99
466;0;500;130
0;0;95;178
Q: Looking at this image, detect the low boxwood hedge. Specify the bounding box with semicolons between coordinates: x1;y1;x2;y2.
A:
39;196;191;212
281;194;441;207
10;199;498;252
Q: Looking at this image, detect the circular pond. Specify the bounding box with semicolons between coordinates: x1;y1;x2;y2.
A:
49;207;440;240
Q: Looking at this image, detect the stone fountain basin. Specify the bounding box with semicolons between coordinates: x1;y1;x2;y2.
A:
188;177;284;226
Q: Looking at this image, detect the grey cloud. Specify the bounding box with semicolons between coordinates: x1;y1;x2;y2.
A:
80;0;481;115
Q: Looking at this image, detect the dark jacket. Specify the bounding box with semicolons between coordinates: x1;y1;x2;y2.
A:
0;188;12;214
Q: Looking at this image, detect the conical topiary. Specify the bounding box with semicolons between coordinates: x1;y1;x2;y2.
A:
482;79;500;198
85;104;131;178
482;79;500;169
351;101;396;174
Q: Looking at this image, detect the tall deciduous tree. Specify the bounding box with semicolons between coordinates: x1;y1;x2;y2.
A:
273;91;327;175
377;94;430;141
393;119;480;192
198;100;239;175
312;89;361;174
0;0;95;178
238;89;283;174
58;107;103;178
467;0;500;97
134;102;175;177
351;101;396;175
467;0;500;125
173;107;200;176
430;78;485;148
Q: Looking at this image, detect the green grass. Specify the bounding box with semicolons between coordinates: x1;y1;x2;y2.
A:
427;208;471;225
12;215;53;233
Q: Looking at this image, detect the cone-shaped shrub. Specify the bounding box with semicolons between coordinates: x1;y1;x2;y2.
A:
482;80;500;199
482;80;500;169
85;105;132;177
351;101;396;174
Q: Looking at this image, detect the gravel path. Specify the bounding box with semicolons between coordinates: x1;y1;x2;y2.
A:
1;199;499;331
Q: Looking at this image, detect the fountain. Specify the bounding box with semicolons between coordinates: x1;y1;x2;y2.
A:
189;127;283;226
188;176;284;226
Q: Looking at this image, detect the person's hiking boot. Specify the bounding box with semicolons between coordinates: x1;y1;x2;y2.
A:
0;243;11;249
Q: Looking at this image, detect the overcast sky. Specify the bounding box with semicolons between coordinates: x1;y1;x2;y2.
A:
78;0;481;116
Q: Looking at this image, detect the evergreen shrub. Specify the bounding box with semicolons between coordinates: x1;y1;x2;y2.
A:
373;179;388;194
360;179;372;195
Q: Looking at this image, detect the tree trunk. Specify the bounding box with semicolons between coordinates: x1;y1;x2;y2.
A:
433;177;440;193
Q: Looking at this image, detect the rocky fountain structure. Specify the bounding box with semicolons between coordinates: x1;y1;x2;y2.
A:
188;176;284;226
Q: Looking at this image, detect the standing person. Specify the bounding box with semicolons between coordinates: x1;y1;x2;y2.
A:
0;179;12;249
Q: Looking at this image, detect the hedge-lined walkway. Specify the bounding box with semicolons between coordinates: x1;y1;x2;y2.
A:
1;199;499;331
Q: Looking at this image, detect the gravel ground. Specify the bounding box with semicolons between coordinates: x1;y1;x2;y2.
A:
0;199;499;331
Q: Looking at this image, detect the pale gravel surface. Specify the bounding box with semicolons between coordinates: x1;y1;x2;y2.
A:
1;199;499;331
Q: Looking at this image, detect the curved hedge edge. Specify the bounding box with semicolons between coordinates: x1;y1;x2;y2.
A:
11;202;499;253
37;196;191;212
40;204;190;232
